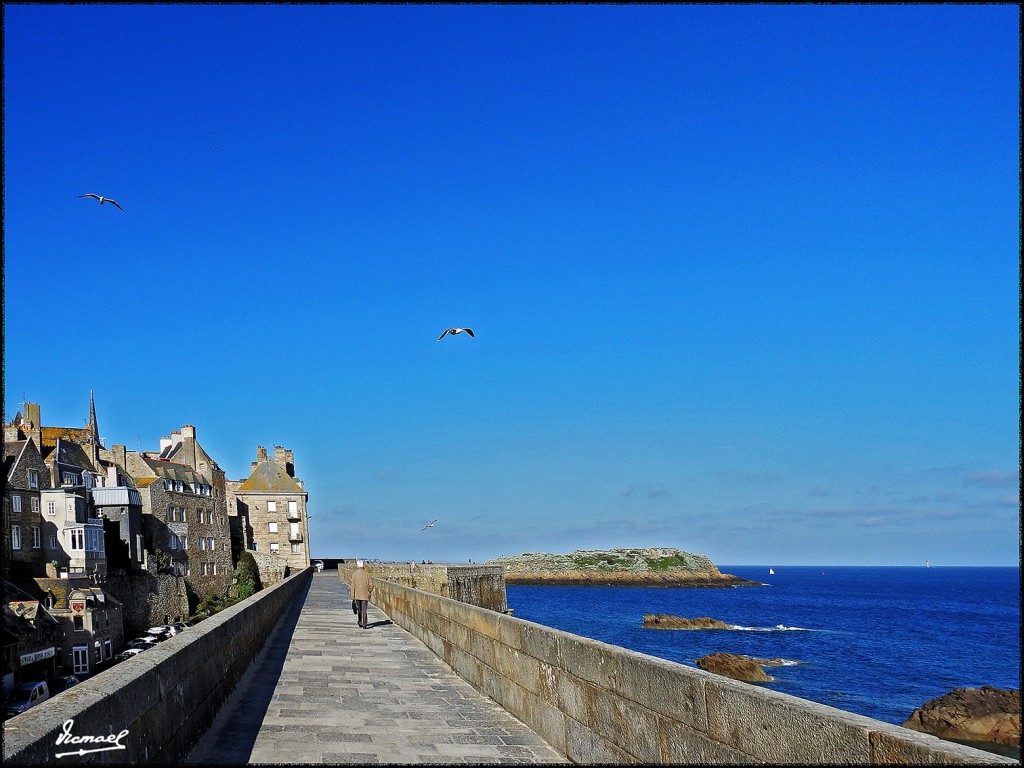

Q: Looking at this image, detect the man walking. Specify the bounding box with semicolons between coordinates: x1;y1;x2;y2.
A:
351;560;373;629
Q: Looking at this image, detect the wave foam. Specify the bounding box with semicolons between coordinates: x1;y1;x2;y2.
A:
728;624;814;632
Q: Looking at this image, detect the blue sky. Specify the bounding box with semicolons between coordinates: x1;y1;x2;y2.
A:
3;5;1019;566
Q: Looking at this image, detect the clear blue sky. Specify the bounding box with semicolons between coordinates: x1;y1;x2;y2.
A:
3;5;1019;566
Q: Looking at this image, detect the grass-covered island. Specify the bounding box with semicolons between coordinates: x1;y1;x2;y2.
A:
487;547;762;587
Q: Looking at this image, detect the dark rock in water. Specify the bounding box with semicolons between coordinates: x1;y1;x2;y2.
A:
643;614;733;630
695;652;774;683
902;686;1020;748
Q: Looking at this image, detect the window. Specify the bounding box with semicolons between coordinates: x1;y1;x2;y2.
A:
73;646;89;675
205;510;212;524
211;563;217;576
267;501;277;513
28;470;39;489
288;500;298;516
175;481;183;492
31;497;39;513
12;495;21;513
70;529;84;550
164;479;173;491
50;535;58;549
11;525;22;550
104;640;112;659
168;505;175;521
95;643;102;663
62;471;78;485
268;522;278;533
291;543;301;554
47;501;56;516
73;616;84;631
199;537;206;551
207;537;214;551
32;526;41;548
269;543;279;553
199;563;207;575
86;528;103;552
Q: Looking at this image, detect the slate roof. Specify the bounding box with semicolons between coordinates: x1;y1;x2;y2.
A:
4;440;27;480
237;460;305;493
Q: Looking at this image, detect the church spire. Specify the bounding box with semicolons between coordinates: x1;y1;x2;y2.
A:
89;390;100;446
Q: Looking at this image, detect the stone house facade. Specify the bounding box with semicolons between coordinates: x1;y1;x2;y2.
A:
125;426;233;605
227;445;310;575
3;439;50;579
34;578;124;678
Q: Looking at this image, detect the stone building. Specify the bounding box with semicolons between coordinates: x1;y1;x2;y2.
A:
125;425;233;606
227;445;310;578
3;438;50;579
2;580;62;697
31;577;124;678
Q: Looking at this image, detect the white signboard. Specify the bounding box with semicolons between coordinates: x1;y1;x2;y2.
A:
20;646;55;666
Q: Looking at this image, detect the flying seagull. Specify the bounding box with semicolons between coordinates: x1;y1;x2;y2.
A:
422;519;438;530
79;193;124;212
437;327;474;341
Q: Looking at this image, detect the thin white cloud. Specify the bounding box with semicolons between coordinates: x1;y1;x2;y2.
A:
964;470;1020;488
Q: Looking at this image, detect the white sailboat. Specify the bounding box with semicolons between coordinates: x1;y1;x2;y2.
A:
768;567;775;575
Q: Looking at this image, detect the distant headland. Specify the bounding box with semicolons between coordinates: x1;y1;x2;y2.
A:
486;547;762;587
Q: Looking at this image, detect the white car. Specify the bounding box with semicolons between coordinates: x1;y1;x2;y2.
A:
313;560;324;572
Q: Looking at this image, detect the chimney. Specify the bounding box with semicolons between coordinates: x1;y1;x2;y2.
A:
273;446;295;477
170;430;183;448
24;402;40;429
181;424;196;441
107;465;119;486
160;436;172;452
252;445;268;472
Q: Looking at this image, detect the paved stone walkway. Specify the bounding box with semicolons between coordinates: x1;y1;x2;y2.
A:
186;571;567;765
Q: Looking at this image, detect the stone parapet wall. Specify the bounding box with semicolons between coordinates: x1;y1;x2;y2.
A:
354;572;1012;765
341;562;507;613
2;567;313;765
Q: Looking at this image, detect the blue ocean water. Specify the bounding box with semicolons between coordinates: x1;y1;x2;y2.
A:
506;566;1020;728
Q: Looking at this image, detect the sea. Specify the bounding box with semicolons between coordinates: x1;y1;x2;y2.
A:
506;566;1020;755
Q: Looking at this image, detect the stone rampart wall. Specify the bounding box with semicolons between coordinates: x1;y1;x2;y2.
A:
106;572;190;635
2;567;313;765
343;562;507;613
351;572;1012;765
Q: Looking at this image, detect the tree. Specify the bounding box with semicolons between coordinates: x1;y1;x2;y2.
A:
235;551;263;600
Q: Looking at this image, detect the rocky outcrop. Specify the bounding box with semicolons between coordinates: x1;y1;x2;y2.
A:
488;548;761;587
644;614;734;630
902;686;1021;748
695;652;774;683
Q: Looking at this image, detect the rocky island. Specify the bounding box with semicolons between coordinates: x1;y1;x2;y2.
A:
487;547;761;587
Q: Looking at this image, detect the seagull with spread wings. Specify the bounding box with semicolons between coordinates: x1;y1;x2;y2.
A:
437;328;474;341
79;193;125;211
422;519;438;530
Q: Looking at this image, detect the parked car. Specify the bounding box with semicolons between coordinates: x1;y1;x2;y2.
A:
4;680;50;718
52;675;80;694
112;648;144;663
313;560;324;572
170;622;188;634
126;637;158;651
147;625;177;639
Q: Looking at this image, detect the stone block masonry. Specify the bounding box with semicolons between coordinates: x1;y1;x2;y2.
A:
2;567;313;765
351;570;1014;765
